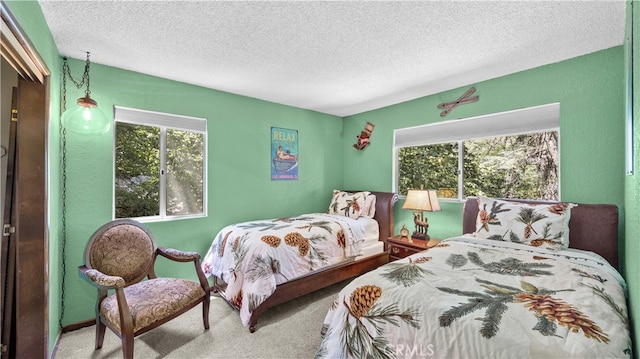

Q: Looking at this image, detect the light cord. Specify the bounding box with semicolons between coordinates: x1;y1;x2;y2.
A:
59;51;94;329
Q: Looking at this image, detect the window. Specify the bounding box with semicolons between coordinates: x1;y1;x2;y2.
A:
114;106;207;220
394;103;560;201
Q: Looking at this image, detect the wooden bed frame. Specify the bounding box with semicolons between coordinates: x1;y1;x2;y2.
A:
212;190;398;332
462;197;620;270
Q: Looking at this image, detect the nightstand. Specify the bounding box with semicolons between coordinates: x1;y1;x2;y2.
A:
386;235;440;261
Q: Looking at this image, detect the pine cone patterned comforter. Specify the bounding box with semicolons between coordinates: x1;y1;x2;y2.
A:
202;213;377;328
316;236;631;359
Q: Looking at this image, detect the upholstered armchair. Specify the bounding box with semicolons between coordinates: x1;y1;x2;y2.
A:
78;219;210;359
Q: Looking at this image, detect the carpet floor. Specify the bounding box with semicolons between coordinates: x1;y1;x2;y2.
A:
53;280;348;358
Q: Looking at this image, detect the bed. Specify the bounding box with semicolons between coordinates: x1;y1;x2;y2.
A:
201;190;397;332
316;196;631;358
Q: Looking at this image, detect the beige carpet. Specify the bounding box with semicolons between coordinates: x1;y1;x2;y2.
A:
54;280;348;358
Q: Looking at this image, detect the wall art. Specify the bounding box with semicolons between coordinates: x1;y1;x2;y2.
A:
353;122;375;150
271;127;298;180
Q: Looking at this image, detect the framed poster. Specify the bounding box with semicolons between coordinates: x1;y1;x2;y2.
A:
271;127;298;180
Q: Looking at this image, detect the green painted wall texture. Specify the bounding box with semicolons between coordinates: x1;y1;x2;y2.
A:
60;60;346;324
626;1;640;355
6;0;635;357
344;47;625;241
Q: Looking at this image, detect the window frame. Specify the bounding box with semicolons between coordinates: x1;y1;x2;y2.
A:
393;103;560;201
113;106;208;222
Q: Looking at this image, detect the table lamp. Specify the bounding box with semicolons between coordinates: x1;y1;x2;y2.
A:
402;189;441;240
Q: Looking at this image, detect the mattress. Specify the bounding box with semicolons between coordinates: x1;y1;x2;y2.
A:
356;241;385;260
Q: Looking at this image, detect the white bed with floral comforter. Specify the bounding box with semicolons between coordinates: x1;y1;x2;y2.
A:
316;235;631;358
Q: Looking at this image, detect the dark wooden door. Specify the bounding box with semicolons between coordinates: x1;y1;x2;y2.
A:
1;77;48;358
1;87;18;359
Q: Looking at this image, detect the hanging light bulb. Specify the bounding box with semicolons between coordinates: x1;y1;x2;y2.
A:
61;94;110;134
61;52;110;134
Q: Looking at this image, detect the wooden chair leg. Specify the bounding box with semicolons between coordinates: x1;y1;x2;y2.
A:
95;319;106;350
202;296;210;329
122;331;134;359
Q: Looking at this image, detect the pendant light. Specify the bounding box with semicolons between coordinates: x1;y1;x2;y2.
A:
58;51;109;329
61;52;110;134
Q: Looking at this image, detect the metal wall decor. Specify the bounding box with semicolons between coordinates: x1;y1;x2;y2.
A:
437;87;479;117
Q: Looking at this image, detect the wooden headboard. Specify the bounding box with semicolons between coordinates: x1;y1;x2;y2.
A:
462;197;620;269
344;190;398;242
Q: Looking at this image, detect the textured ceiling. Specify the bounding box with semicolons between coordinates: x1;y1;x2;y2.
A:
38;0;626;117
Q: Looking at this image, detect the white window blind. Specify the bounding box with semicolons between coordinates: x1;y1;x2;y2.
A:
394;102;560;148
114;106;206;133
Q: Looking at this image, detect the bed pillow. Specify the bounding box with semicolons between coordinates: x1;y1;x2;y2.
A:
362;194;377;218
328;190;374;219
474;196;576;250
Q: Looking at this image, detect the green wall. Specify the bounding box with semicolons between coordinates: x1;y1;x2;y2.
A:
626;0;640;355
61;61;345;324
6;0;634;357
343;47;626;243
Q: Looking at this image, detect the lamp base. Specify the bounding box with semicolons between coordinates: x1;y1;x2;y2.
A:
411;232;430;241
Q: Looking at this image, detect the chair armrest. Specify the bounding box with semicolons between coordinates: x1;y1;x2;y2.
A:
154;248;210;294
79;265;126;290
157;247;201;263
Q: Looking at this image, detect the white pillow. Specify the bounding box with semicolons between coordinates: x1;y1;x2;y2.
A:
327;190;374;219
362;194;376;218
474;196;576;250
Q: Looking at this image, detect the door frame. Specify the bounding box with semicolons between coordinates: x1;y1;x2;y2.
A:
1;2;50;358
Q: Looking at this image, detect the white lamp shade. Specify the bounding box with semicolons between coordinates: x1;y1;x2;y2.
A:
402;189;441;212
61;97;110;134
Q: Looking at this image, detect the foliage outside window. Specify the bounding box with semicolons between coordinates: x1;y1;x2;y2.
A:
398;131;559;201
114;107;206;220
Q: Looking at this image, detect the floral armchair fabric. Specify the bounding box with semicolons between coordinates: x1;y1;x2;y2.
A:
78;219;210;359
